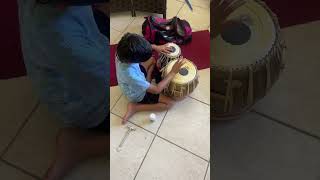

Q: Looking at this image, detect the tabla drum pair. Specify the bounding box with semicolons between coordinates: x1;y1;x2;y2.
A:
157;43;199;99
211;0;286;120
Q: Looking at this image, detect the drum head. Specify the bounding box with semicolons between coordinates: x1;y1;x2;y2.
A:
212;0;276;67
165;59;197;84
166;43;181;58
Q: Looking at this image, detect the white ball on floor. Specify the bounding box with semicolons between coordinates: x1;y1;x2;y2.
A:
149;113;157;122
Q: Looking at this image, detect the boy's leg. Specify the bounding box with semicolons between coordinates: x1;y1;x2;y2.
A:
122;94;174;124
158;94;175;107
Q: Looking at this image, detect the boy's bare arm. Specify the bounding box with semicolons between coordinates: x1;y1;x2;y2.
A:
147;57;186;94
147;72;176;94
146;64;155;82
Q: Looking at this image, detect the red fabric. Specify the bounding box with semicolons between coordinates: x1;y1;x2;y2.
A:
2;0;320;79
110;30;211;86
264;0;320;28
0;0;26;79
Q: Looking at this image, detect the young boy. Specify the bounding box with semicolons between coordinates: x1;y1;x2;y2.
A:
116;33;186;124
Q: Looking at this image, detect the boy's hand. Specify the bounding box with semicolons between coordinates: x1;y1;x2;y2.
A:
153;44;172;54
170;57;186;74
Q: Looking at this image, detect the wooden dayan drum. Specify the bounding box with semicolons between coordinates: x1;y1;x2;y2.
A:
157;43;181;71
163;59;199;98
211;0;286;120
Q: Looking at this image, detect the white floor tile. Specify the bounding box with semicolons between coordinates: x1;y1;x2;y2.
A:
158;97;210;160
167;0;185;18
205;164;210;180
177;4;210;32
110;86;122;110
3;104;61;176
111;95;167;134
125;11;162;35
110;114;154;180
0;161;35;180
189;68;210;104
110;12;135;32
254;21;320;137
0;76;38;154
135;137;208;180
110;28;122;45
178;0;210;9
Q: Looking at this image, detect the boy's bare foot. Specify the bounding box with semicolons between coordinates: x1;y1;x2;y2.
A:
122;103;136;124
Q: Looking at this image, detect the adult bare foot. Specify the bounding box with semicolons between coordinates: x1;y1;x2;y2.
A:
44;128;108;180
44;128;83;180
122;103;136;124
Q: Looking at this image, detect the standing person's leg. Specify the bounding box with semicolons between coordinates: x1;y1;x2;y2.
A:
93;2;110;39
45;117;109;180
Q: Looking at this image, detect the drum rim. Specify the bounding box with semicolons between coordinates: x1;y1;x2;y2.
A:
164;58;199;85
211;0;285;72
164;43;181;58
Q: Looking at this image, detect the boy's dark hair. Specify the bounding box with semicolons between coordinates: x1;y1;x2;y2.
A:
117;33;152;63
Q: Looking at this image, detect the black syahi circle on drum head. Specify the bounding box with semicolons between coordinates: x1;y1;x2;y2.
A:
179;68;189;76
221;21;251;45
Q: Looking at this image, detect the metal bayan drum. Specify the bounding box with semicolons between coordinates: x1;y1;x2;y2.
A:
211;0;286;120
163;59;199;98
157;43;181;71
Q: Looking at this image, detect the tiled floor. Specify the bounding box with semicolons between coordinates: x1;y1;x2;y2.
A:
0;77;108;180
213;21;320;179
110;68;210;180
110;1;210;179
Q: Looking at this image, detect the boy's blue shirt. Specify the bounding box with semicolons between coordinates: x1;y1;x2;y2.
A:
18;1;109;128
116;57;150;102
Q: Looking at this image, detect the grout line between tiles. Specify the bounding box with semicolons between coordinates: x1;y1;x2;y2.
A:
111;27;122;33
132;109;169;180
112;109;210;178
111;104;209;161
175;1;185;16
157;135;209;162
111;112;157;135
111;12;136;32
155;110;168;135
188;95;210;106
0;158;41;180
132;130;157;180
110;93;123;112
0;101;40;157
252;110;320;141
203;161;210;180
176;0;209;10
120;16;136;35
